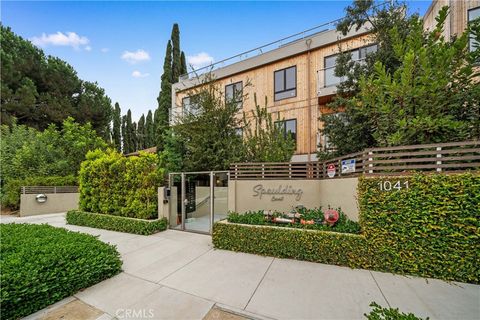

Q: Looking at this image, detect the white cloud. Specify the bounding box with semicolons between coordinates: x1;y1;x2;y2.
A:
31;31;89;49
132;70;150;78
187;52;214;70
121;49;150;64
100;48;109;53
85;45;92;51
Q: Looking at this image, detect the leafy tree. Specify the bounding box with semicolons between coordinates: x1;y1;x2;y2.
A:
137;114;146;150
155;41;173;152
242;95;296;162
0;118;106;209
0;25;113;138
319;2;480;158
132;121;138;152
145;110;154;147
112;102;122;152
125;110;135;153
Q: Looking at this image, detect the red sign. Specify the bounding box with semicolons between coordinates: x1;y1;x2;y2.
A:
327;164;336;178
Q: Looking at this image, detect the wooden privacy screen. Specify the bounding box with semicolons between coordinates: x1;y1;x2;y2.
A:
230;140;480;180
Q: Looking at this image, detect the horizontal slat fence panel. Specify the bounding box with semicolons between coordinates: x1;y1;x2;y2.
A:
22;186;79;194
230;140;480;180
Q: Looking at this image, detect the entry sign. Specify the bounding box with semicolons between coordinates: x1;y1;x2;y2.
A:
341;159;356;174
327;164;336;178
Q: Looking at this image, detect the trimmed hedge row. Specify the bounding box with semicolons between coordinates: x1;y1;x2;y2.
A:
79;149;162;219
0;223;121;320
66;210;168;235
214;172;480;284
213;221;371;268
359;172;480;284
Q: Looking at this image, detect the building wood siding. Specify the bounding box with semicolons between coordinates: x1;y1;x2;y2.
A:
173;34;373;157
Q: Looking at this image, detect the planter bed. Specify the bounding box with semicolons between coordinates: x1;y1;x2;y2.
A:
66;210;168;235
213;220;371;268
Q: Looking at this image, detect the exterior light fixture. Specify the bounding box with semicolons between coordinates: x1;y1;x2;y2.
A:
36;194;48;203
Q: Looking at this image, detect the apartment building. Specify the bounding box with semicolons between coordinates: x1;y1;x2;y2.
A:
171;0;478;162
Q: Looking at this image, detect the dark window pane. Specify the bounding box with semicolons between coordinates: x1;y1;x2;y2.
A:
274;70;284;93
285;67;296;90
275;89;296;101
286;119;296;134
325;55;337;68
225;84;234;102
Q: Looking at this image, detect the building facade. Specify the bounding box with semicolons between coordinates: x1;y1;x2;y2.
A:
171;0;478;162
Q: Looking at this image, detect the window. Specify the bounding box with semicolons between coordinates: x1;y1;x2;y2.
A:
274;66;296;101
323;44;377;88
275;119;297;144
182;95;200;116
469;7;480;54
225;81;243;109
235;127;243;137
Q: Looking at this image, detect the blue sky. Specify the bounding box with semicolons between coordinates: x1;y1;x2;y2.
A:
2;1;431;121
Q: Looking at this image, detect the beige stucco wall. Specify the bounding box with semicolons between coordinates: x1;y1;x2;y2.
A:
228;178;359;221
20;193;79;217
228;179;321;214
318;178;359;221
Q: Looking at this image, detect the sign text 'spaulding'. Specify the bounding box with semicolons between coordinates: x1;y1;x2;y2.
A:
252;184;303;201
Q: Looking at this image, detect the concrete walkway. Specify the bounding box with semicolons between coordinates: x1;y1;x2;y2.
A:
1;213;479;320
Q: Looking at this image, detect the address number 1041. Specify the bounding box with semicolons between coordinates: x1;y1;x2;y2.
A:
378;180;409;191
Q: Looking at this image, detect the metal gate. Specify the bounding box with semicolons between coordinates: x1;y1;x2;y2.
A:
168;171;229;234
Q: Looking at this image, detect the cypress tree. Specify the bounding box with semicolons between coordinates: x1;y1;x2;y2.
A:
112;102;122;152
137;114;146;150
126;110;134;153
145;110;154;148
171;23;181;83
180;51;187;76
132;121;138;152
121;115;128;153
156;41;173;152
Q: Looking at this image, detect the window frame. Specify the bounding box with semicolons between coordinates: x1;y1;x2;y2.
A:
274;118;297;144
225;81;243;109
182;94;200;116
274;66;297;101
468;6;480;54
323;43;378;88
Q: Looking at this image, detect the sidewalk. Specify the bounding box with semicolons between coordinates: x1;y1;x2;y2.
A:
2;213;479;320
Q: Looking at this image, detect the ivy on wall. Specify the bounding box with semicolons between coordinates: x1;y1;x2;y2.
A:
213;172;480;284
79;149;162;219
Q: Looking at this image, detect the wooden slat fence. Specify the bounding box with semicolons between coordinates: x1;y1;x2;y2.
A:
230;140;480;180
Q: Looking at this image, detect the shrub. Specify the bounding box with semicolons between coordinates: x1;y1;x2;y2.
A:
66;210;168;235
79;149;162;219
0;223;121;320
365;302;428;320
358;173;480;284
1;175;77;210
227;208;361;234
213;221;371;268
214;173;480;284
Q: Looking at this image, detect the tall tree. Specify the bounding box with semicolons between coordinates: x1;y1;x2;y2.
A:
137;114;146;150
145;110;154;148
112;102;122;152
125;110;135;153
121;115;128;153
132;121;138;152
156;41;173;152
319;2;480;159
0;26;113;139
180;51;187;76
171;23;182;83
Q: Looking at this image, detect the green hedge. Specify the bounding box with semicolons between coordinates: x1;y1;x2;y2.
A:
214;172;480;284
0;223;121;320
66;210;168;235
213;222;371;268
359;172;480;284
79;149;162;219
0;175;77;210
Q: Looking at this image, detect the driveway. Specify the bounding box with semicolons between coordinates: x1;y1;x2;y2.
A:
1;213;479;320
